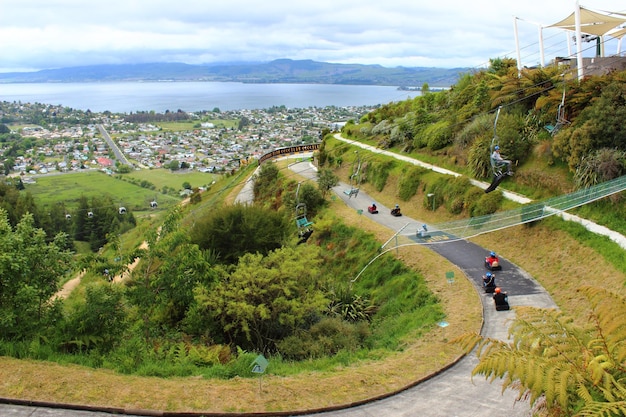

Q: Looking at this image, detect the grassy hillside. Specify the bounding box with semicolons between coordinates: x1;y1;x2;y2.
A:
3;64;625;413
2;143;625;413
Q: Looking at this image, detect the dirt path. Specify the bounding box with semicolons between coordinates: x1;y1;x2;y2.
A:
113;240;148;283
54;270;86;299
54;240;149;299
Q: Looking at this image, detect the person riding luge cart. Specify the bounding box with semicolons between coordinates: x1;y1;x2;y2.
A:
390;204;402;217
493;287;510;311
485;251;501;271
482;272;496;293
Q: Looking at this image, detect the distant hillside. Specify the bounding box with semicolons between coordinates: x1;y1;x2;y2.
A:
0;59;470;87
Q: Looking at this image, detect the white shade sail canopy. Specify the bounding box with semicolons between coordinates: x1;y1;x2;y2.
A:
548;7;626;36
606;26;626;39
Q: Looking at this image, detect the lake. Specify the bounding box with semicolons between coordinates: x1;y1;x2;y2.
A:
0;82;417;113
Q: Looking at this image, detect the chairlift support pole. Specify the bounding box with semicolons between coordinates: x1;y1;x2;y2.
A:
575;0;584;80
493;106;501;137
381;222;410;256
513;17;522;76
352;222;410;284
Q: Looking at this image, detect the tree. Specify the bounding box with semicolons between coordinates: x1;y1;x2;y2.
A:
0;210;74;340
116;164;132;173
196;245;328;353
238;116;250;130
126;216;216;334
252;162;280;204
317;168;339;197
189;204;291;265
167;160;180;171
455;285;626;417
60;283;128;353
189;188;202;204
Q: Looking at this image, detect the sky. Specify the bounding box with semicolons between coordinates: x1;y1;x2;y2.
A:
1;0;625;73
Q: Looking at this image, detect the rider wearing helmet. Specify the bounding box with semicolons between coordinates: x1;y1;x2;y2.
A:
491;145;512;175
483;271;496;291
493;287;509;310
486;250;501;270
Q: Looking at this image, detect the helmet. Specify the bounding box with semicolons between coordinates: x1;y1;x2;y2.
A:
494;145;500;150
490;251;496;257
485;272;492;278
495;287;501;294
395;204;399;208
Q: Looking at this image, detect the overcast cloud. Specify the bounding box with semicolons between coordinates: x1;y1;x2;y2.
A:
1;1;625;72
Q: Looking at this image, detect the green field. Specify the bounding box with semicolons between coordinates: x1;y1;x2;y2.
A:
122;168;218;191
23;170;208;212
152;119;239;131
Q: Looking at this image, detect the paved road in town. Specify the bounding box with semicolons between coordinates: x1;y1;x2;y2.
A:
1;159;556;417
97;124;132;166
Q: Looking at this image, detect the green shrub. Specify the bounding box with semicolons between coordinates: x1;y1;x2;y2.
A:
468;135;493;179
397;166;426;201
277;317;370;360
442;177;472;214
424;176;472;213
424;120;452;150
463;187;484;214
367;160;396;192
469;191;503;217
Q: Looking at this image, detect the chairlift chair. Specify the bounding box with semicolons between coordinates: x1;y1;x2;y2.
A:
150;200;158;209
294;183;313;242
295;203;313;229
485;107;511;194
545;87;570;136
489;107;507;177
345;150;361;197
118;207;127;215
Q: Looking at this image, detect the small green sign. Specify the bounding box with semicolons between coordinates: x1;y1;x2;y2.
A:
251;354;269;374
445;271;455;283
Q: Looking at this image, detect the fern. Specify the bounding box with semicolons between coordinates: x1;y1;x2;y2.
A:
454;286;626;415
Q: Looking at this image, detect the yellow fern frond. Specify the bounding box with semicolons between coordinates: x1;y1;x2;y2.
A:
450;331;483;354
576;400;626;417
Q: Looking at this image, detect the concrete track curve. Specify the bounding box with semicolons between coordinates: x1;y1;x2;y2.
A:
1;160;556;417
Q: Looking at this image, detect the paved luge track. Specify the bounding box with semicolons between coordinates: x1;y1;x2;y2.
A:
0;161;556;417
291;161;554;417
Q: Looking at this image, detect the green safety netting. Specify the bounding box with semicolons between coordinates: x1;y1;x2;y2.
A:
401;175;626;242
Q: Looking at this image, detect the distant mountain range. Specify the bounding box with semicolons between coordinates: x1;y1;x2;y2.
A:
0;59;470;87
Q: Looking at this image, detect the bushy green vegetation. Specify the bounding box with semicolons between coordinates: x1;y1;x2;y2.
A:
351;60;626;194
1;61;626;412
397;166;426;201
333;61;626;235
0;158;442;379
